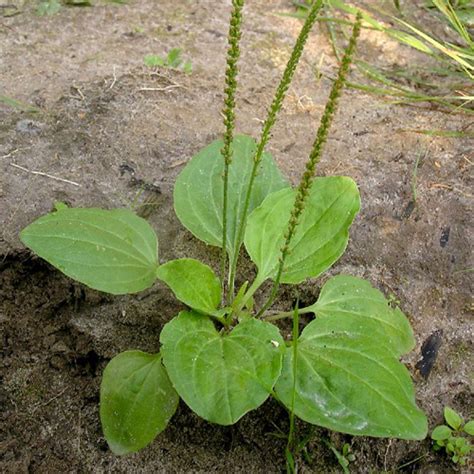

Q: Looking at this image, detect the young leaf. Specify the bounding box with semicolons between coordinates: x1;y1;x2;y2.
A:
464;420;474;435
167;48;183;68
100;351;179;455
245;176;360;284
156;258;221;315
431;425;453;441
21;207;158;294
37;0;61;16
307;275;415;356
275;316;428;440
160;311;284;425
144;54;165;67
444;406;463;430
183;61;193;74
174;135;289;262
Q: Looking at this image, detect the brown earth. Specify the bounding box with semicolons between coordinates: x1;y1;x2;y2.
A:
1;0;473;472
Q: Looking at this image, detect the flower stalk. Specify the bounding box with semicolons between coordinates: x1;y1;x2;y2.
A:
221;0;245;301
228;0;324;299
257;12;363;317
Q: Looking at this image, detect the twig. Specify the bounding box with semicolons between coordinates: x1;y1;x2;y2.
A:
10;163;81;187
168;158;188;169
109;65;118;90
71;85;85;101
395;453;428;471
139;85;183;92
1;148;19;159
31;387;68;414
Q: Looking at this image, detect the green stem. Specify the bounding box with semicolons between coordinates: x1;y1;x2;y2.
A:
234;273;265;315
257;12;362;318
264;306;314;322
227;0;324;300
286;304;299;459
221;0;245;302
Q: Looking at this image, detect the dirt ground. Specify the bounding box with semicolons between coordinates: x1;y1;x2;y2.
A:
1;0;473;472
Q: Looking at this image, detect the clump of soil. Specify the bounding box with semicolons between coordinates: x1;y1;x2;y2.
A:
1;1;472;472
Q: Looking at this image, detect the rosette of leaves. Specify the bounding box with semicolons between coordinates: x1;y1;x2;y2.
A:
20;132;427;454
19;1;427;459
431;407;473;465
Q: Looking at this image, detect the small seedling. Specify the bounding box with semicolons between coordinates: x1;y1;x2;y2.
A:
36;0;62;16
20;0;427;463
36;0;122;16
326;441;355;474
144;48;192;74
431;406;473;466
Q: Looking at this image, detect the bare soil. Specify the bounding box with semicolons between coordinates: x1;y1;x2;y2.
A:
1;1;472;472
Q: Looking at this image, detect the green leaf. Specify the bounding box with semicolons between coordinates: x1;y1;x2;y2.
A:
432;425;453;441
245;176;360;284
0;94;41;113
100;351;179;455
36;0;61;16
156;258;221;315
275;315;427;440
20;207;158;294
464;420;474;435
167;48;183;67
307;275;415;356
64;0;92;6
174;135;289;263
444;406;463;430
183;61;193;74
160;311;284;425
460;444;471;455
144;54;165;67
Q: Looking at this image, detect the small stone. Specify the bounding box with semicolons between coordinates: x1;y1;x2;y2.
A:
16;119;43;134
43;324;57;335
51;341;70;353
49;355;67;370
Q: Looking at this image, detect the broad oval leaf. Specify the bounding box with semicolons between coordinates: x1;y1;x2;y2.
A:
100;350;179;455
431;425;452;441
244;176;360;284
160;311;284;425
307;275;415;356
444;406;463;430
174;135;289;261
463;420;474;436
156;258;221;315
275;316;427;440
20;207;158;294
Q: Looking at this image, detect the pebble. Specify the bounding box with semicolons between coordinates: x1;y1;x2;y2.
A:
49;355;67;370
51;341;70;353
15;119;43;134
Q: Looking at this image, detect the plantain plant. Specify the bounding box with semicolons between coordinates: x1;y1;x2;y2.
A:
20;0;427;459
